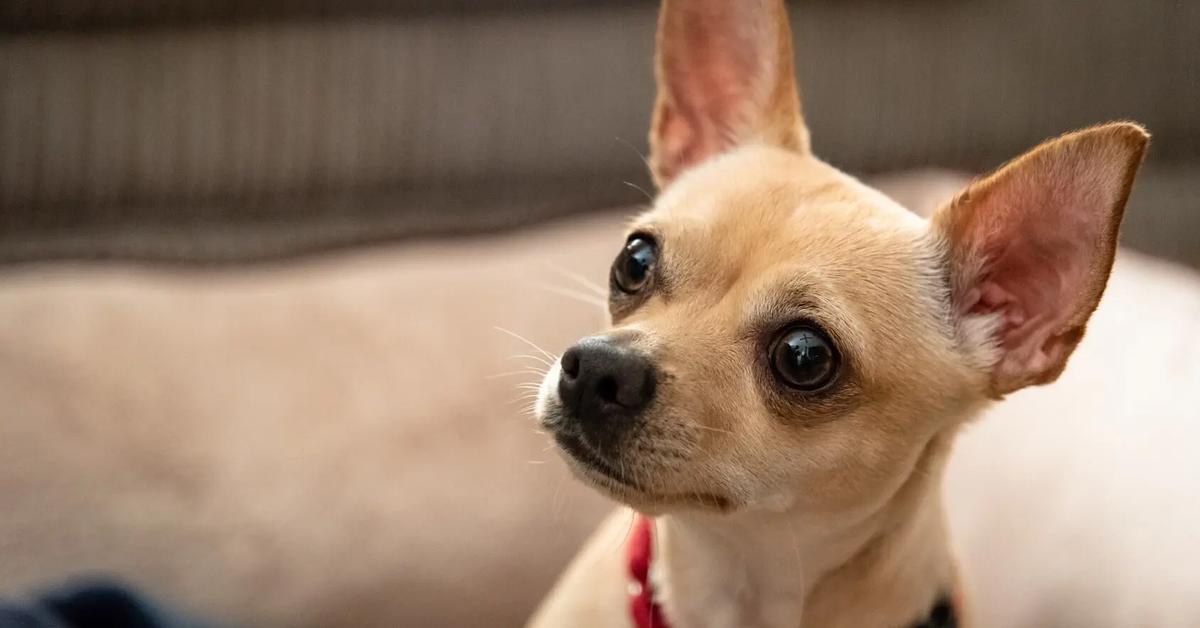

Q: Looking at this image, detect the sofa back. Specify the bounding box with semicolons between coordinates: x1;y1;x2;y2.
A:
1;1;1197;266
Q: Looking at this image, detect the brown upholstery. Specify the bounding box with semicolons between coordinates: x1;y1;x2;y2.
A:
1;1;1198;265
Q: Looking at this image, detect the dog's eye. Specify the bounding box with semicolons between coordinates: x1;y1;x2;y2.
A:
770;326;839;392
611;236;657;294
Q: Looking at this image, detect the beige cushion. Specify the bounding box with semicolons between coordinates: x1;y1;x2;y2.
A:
1;173;1198;626
0;215;620;627
947;250;1200;628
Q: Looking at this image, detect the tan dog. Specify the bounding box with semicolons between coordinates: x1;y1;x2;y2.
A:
528;0;1148;626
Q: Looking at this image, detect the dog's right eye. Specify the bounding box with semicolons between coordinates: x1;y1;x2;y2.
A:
611;236;657;294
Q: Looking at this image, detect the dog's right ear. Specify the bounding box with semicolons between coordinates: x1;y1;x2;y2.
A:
649;0;809;188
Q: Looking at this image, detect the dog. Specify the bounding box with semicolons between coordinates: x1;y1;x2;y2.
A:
526;0;1148;626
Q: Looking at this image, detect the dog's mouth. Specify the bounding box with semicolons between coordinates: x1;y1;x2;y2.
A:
552;430;733;512
553;431;643;490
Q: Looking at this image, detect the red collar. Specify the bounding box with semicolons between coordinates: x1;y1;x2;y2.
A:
627;515;668;628
626;514;959;628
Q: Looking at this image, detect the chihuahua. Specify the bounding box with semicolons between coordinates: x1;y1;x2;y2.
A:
527;0;1148;626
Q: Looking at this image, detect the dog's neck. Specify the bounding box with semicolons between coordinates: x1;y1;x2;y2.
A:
652;432;957;628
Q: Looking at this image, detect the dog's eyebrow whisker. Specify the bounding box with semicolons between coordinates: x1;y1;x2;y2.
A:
531;282;607;308
494;326;559;363
615;135;653;172
543;264;608;298
622;180;655;203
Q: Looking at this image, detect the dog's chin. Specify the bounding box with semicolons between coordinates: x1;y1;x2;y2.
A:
546;423;734;514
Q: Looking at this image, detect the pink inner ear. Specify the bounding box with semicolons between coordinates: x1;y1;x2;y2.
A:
955;155;1126;386
659;17;769;171
673;11;761;117
650;0;806;186
964;234;1090;378
656;104;723;185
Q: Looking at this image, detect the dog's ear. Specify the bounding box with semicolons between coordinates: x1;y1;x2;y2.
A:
935;122;1149;395
649;0;809;188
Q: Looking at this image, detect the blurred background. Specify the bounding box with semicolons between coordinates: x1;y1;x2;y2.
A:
2;0;1198;266
0;1;1198;627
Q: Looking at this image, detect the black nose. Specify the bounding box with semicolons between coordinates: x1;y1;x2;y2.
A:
558;337;656;427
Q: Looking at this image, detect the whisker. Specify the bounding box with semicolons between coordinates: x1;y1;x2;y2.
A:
485;368;548;380
494;327;558;362
610;508;638;555
624;509;638;547
615;136;653;171
507;353;554;368
622;180;655;202
532;283;607;308
543;265;608;297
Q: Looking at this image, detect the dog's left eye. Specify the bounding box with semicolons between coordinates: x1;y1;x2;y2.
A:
770;326;839;392
611;235;657;294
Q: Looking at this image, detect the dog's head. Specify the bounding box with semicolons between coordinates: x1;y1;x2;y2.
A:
535;0;1147;517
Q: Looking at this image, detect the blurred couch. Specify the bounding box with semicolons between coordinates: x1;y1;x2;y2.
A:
1;2;1199;628
1;0;1197;267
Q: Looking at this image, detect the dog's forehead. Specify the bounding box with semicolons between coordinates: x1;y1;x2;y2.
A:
637;146;927;282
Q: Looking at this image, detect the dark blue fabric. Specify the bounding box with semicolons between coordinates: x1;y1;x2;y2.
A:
0;578;213;628
910;596;957;628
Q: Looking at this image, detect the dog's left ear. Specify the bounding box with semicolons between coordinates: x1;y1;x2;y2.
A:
935;122;1149;396
649;0;809;188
